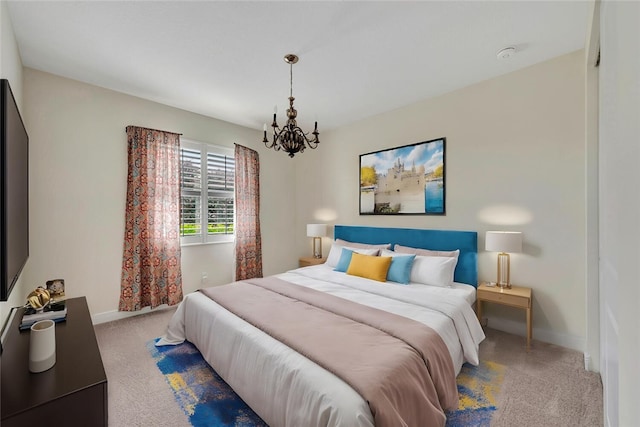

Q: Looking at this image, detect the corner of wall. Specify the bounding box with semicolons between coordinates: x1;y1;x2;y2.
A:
1;1;24;109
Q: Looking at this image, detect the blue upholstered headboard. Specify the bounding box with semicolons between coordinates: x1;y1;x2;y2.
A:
334;225;478;287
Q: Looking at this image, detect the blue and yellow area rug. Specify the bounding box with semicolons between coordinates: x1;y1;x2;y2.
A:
446;360;505;426
148;339;505;427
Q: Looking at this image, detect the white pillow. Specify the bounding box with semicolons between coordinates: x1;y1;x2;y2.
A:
326;243;380;267
380;249;405;258
335;239;391;250
409;255;457;287
394;244;460;263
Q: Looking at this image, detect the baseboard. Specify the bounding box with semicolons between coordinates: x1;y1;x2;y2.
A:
485;315;585;353
584;352;592;371
91;304;174;325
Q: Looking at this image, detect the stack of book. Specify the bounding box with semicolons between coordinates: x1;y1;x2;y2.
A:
20;302;67;331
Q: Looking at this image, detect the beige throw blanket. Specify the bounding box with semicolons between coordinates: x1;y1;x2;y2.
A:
200;277;458;427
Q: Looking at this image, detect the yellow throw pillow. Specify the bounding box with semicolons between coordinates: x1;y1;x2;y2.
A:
346;253;392;282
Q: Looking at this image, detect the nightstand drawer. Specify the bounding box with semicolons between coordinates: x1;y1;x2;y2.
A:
299;257;326;267
478;290;529;309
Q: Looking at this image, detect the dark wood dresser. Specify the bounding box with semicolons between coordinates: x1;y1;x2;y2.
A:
1;296;108;426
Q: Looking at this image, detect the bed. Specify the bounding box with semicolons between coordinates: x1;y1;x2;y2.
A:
157;225;485;427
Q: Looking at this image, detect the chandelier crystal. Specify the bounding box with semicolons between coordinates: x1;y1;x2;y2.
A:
263;54;319;158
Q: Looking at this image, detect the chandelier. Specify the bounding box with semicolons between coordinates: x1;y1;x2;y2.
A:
263;54;319;158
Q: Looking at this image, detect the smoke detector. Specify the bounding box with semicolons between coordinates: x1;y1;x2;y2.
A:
497;46;517;60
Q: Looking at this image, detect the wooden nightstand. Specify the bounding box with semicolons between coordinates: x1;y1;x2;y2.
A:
299;257;326;267
477;283;533;349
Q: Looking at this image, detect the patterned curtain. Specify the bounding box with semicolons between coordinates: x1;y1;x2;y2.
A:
234;144;263;280
119;126;183;311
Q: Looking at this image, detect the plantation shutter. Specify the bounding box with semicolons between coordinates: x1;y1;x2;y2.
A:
180;147;202;237
180;140;235;243
207;152;234;235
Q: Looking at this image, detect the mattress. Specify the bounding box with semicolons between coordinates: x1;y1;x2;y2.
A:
157;265;485;426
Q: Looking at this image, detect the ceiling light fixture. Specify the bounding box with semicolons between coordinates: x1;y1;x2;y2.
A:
263;54;319;158
496;46;517;60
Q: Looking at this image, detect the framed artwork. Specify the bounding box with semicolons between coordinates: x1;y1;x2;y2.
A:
359;137;445;215
46;278;65;299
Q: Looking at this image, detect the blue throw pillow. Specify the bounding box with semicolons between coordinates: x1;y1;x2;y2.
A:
334;248;355;272
386;254;416;284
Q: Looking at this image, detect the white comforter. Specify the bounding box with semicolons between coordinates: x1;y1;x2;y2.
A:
157;265;485;427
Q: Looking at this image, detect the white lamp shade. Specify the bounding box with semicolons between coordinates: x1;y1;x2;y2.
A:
306;224;327;238
485;231;522;253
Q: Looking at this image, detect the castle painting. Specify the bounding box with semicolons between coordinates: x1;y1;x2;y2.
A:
359;138;445;215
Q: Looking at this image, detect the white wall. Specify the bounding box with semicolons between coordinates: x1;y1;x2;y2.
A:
599;1;640;425
22;69;297;320
0;0;26;328
295;51;587;351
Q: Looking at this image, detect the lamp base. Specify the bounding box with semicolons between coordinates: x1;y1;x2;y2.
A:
312;237;322;259
497;252;511;289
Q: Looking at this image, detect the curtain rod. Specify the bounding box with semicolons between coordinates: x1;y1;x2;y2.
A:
125;125;182;136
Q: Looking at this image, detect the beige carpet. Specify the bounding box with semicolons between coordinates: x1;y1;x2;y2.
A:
95;307;190;427
479;329;602;426
95;307;603;426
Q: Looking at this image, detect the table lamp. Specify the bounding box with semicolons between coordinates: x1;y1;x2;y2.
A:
306;224;327;259
485;231;522;288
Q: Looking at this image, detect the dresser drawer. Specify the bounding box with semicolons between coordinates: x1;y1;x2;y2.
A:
478;290;529;309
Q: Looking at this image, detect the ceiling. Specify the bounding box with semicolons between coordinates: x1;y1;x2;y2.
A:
7;1;591;132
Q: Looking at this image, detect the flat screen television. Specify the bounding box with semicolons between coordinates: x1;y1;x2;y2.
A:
1;79;29;301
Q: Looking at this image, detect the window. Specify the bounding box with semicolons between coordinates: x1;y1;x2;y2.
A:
180;140;234;244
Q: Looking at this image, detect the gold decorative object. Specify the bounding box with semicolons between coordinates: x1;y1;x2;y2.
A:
27;287;51;309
